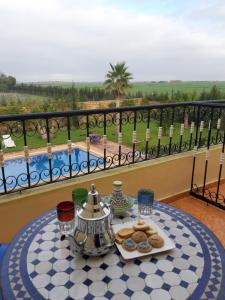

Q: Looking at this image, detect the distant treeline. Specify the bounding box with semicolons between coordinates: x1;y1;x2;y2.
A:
11;83;113;101
13;83;224;103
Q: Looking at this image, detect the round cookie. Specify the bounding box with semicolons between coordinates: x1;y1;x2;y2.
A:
137;241;152;253
122;238;137;252
131;231;147;243
117;228;135;239
148;234;164;248
114;233;124;244
133;220;150;231
145;229;158;236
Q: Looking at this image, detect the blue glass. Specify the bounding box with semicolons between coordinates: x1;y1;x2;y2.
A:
138;189;154;216
0;148;102;191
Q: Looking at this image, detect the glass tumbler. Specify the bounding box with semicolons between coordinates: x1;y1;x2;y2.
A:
137;189;154;217
72;188;88;211
57;201;75;235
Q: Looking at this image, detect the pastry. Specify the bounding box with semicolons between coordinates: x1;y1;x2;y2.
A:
117;228;134;239
131;231;147;243
137;241;152;253
114;233;124;244
145;229;158;236
148;234;164;248
122;238;137;251
133;220;150;231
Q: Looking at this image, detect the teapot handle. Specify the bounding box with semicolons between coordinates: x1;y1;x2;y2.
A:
104;202;114;223
74;227;87;246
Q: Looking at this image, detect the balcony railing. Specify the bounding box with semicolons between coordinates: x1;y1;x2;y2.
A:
0;101;225;206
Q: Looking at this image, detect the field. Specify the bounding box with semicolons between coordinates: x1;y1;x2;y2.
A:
37;81;225;95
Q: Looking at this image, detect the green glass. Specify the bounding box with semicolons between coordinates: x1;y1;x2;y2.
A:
72;188;88;208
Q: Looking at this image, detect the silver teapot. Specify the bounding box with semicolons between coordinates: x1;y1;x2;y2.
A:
63;184;115;256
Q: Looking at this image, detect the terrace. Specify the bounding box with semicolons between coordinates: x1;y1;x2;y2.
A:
0;101;225;300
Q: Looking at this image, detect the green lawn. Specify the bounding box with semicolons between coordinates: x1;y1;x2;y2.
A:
3;119;214;154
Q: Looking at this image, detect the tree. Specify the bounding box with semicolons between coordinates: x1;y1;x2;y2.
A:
209;85;221;100
7;76;16;89
0;74;16;91
104;62;133;133
104;62;133;101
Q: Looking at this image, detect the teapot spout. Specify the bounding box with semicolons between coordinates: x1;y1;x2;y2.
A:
104;202;114;223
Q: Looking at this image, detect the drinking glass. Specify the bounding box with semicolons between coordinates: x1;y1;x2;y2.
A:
57;201;75;235
72;188;88;211
137;189;154;218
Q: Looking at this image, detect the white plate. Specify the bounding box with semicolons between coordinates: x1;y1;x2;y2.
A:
112;219;175;260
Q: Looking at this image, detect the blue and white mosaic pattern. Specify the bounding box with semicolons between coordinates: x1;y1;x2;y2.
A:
0;202;225;300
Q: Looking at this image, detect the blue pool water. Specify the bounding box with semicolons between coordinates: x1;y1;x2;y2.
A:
0;148;102;192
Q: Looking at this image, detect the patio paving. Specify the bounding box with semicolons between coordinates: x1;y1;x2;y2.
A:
90;140;133;155
171;193;225;248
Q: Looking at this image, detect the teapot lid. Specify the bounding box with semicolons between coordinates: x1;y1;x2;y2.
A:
78;184;110;220
113;180;122;187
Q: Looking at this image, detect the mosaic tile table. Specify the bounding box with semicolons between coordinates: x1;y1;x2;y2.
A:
0;202;225;300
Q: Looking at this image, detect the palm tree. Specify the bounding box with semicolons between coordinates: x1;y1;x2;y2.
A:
104;62;133;133
104;62;133;102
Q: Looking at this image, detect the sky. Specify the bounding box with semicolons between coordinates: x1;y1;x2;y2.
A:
0;0;225;82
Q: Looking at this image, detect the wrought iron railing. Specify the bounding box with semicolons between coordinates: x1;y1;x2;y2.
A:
0;101;224;202
190;101;225;210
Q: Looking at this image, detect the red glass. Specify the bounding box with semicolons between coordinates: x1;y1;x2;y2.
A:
57;201;75;222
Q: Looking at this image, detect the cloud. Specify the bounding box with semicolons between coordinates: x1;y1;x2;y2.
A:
0;0;225;81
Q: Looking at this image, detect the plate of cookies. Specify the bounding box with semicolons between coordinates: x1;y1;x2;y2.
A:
113;219;175;259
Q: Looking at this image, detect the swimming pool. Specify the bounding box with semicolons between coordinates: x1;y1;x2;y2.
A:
0;148;103;192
